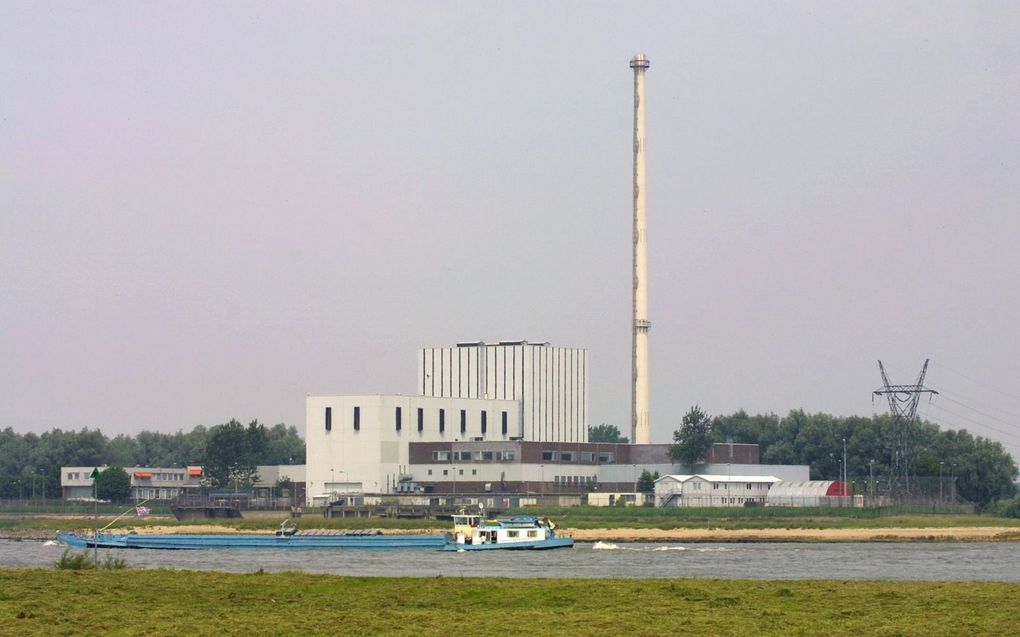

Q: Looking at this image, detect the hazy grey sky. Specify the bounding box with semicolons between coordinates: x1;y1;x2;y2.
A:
2;2;1018;463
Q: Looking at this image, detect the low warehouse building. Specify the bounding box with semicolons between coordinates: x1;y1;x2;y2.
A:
766;480;853;507
654;474;781;508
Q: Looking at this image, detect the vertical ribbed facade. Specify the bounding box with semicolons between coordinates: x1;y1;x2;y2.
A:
418;342;588;443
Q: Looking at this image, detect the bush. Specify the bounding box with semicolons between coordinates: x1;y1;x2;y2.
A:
55;549;128;570
993;496;1020;518
56;549;93;570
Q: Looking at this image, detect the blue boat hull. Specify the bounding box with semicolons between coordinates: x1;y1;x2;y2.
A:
56;531;448;551
438;537;574;551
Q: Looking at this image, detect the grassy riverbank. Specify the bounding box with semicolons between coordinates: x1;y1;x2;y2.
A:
2;568;1018;636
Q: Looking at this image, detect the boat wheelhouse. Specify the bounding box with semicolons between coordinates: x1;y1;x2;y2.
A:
443;514;573;551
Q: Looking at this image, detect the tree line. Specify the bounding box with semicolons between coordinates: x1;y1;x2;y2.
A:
593;409;1019;507
675;408;1018;507
0;420;305;499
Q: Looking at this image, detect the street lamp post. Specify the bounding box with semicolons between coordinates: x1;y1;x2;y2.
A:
939;461;944;505
869;459;874;501
842;438;847;498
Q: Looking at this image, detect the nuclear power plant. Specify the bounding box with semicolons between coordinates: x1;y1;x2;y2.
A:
301;56;811;505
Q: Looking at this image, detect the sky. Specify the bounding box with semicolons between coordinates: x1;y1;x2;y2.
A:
2;2;1018;464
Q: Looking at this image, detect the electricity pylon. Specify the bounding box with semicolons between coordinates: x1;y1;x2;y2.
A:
873;359;938;498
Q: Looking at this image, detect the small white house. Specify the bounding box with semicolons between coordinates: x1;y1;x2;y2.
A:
654;474;781;508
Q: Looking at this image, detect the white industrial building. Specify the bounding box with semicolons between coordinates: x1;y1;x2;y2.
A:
305;392;523;502
654;474;783;508
61;465;205;501
306;340;811;505
418;341;588;442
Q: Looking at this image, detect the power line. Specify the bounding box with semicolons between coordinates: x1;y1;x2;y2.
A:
926;401;1020;444
935;393;1019;430
938;363;1020;404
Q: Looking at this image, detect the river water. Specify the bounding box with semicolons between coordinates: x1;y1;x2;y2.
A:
4;540;1019;581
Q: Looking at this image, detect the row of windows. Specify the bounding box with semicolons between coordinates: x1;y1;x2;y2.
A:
66;471;184;481
710;483;768;490
690;482;768;491
325;406;509;436
541;450;615;464
427;468;478;477
684;497;766;504
431;450;517;462
553;475;596;485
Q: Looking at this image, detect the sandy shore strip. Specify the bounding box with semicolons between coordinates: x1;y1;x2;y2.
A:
564;527;1020;542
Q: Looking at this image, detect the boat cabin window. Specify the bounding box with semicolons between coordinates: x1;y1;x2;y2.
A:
506;530;519;538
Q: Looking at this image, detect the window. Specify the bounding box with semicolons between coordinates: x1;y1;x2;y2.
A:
499;451;516;461
561;452;574;462
458;469;464;476
528;530;538;538
480;451;493;461
353;406;360;431
580;452;594;463
443;469;448;476
325;406;332;432
395;406;402;431
471;469;477;476
507;530;519;539
439;409;445;433
746;483;752;490
432;451;450;462
598;452;615;463
417;407;424;432
454;451;472;461
460;409;466;434
427;469;432;476
542;450;559;461
480;411;487;434
501;411;508;435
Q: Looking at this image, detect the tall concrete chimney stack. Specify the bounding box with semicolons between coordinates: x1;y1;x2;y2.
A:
630;53;651;444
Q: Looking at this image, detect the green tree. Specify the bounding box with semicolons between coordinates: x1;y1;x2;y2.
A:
204;419;267;487
263;423;306;464
94;466;131;503
588;423;629;443
668;406;713;465
637;469;659;493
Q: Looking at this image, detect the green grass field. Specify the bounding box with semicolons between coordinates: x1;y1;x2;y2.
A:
1;568;1018;636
